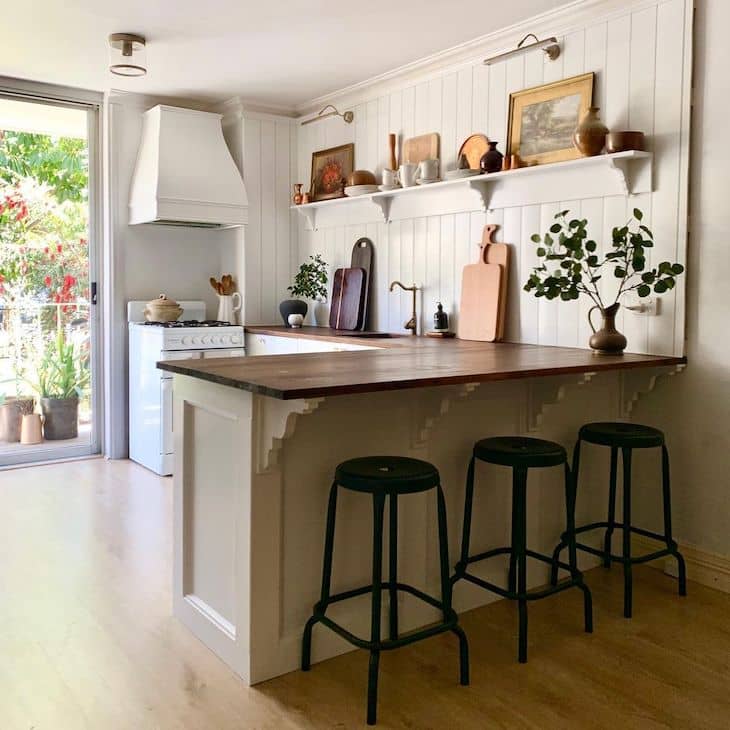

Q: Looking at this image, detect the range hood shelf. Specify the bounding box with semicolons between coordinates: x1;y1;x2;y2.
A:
128;105;248;229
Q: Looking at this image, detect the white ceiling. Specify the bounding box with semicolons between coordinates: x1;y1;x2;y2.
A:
2;0;567;109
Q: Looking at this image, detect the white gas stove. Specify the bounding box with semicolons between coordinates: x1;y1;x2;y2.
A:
128;300;245;475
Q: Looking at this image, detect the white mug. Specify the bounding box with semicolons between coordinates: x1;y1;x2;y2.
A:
382;168;399;187
418;158;439;181
399;162;419;187
217;292;242;324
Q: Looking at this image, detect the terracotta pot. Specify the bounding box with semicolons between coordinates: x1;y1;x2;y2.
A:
573;107;608;157
40;396;79;440
20;414;44;445
0;397;35;442
292;183;303;205
479;141;503;173
588;303;627;355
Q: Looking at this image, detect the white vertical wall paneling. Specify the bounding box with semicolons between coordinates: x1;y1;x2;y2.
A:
258;0;692;353
260;121;276;322
244;118;262;323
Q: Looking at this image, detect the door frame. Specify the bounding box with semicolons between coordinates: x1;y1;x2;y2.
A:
0;76;104;466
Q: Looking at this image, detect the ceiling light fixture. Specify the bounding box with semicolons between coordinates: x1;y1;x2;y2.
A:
300;104;354;126
483;33;560;66
109;33;147;77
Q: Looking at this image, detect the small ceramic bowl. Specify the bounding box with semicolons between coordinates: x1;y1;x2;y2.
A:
606;131;645;153
288;313;304;328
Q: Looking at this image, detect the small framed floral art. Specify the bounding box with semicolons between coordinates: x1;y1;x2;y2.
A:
309;143;354;201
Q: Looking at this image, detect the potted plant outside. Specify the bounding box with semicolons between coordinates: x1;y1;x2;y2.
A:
280;254;328;326
31;331;90;440
524;209;685;354
0;394;35;443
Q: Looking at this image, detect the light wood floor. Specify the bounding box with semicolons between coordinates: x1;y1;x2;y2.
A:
1;459;728;729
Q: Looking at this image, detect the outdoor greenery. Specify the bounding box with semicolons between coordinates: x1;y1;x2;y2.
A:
524;208;685;309
27;330;89;400
288;254;328;301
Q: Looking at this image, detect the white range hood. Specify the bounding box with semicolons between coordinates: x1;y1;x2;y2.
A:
128;105;248;229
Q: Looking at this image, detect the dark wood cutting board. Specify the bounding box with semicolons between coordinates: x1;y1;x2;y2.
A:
329;267;367;331
351;237;374;330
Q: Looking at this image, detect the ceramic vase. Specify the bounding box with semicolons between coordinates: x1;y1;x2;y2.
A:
573;107;608;157
313;300;330;327
588;302;627;355
292;183;303;205
217;292;242;324
480;141;503;173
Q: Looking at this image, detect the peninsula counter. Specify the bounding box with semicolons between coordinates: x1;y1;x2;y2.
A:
160;330;684;684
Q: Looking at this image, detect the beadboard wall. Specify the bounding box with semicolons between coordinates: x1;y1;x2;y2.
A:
238;0;691;356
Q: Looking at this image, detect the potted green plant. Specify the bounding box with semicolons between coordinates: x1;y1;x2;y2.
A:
524;209;684;354
29;331;89;440
0;394;35;443
280;254;328;326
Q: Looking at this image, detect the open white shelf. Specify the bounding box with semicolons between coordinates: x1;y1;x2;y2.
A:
291;150;652;230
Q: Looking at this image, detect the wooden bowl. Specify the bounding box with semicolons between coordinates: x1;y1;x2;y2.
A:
347;169;377;186
606;131;645;153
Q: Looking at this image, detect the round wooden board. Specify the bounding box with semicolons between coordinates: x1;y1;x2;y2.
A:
458;134;490;170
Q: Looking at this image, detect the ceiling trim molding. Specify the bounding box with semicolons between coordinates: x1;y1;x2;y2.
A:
293;0;666;116
213;96;298;126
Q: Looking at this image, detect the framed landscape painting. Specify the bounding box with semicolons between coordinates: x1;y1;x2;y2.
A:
507;73;594;165
309;143;354;201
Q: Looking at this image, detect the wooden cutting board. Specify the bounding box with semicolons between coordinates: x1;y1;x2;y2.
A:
329;267;367;331
481;224;510;341
403;133;440;164
351;237;374;331
457;235;502;342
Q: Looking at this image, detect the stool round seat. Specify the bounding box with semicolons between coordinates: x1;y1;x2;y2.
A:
473;436;567;468
335;456;439;494
579;422;664;449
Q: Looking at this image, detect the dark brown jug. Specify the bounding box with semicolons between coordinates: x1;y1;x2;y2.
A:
588;302;627;354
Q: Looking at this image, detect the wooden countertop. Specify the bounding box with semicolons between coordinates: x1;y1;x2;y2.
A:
157;326;686;400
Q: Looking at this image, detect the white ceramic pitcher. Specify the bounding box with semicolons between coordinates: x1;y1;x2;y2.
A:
217;292;242;324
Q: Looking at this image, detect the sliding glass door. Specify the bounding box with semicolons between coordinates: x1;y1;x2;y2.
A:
0;87;100;466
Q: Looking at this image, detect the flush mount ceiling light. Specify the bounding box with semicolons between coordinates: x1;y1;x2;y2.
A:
108;33;147;77
300;104;354;126
483;33;560;66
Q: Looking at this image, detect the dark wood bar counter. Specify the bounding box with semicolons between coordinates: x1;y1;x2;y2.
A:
158;327;685;400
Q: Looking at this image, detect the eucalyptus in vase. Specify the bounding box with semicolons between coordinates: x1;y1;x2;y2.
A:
524;209;685;354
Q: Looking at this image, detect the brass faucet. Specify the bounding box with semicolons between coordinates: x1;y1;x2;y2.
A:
389;281;419;335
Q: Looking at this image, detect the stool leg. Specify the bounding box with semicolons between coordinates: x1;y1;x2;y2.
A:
302;480;338;671
389;492;399;640
514;466;528;663
603;446;619;568
456;455;476;578
564;462;578;574
508;473;519;594
661;444;687;597
436;483;452;616
551;439;580;586
367;493;386;726
621;448;633;619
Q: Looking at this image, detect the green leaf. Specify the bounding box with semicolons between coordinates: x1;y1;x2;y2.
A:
614;266;626;278
632;256;646;271
641;271;655;283
550;223;562;234
639;224;653;238
587;255;599;266
633;208;643;221
637;284;651;297
531;234;541;243
654;280;668;294
671;263;685;275
585;240;597;252
536;247;546;257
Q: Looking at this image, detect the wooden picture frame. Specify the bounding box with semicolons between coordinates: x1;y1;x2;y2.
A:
309;143;355;201
507;73;594;165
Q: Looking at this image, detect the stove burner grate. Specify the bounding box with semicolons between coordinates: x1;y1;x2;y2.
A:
142;319;232;328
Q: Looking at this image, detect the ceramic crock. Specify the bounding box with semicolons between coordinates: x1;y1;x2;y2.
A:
144;294;183;322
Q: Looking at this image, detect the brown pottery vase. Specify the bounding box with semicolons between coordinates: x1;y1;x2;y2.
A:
480;141;504;173
588;302;627;354
292;183;303;205
573;107;608;157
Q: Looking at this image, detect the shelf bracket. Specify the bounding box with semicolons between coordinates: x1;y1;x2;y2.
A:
296;207;318;232
466;179;492;212
606;154;652;196
371;195;392;224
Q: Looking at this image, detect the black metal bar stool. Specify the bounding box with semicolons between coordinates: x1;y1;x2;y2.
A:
551;422;686;618
302;456;469;726
452;436;593;663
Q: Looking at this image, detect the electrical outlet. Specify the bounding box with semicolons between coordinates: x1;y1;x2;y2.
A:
623;294;659;316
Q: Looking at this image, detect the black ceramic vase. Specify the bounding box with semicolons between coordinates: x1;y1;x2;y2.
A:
279;299;308;326
480;141;503;174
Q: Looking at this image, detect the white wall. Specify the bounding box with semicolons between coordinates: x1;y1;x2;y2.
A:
107;93;237;457
632;0;730;559
290;0;690;355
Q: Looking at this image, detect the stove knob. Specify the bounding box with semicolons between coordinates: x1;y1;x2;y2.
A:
201;335;211;345
182;336;191;346
231;334;242;344
213;335;222;345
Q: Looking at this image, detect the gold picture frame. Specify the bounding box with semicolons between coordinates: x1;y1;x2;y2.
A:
507;72;594;165
309;143;355;201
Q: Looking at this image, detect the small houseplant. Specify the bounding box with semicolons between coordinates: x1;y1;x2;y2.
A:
29;331;89;439
280;254;328;326
524;209;684;354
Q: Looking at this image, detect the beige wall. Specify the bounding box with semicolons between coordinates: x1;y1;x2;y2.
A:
634;0;730;557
